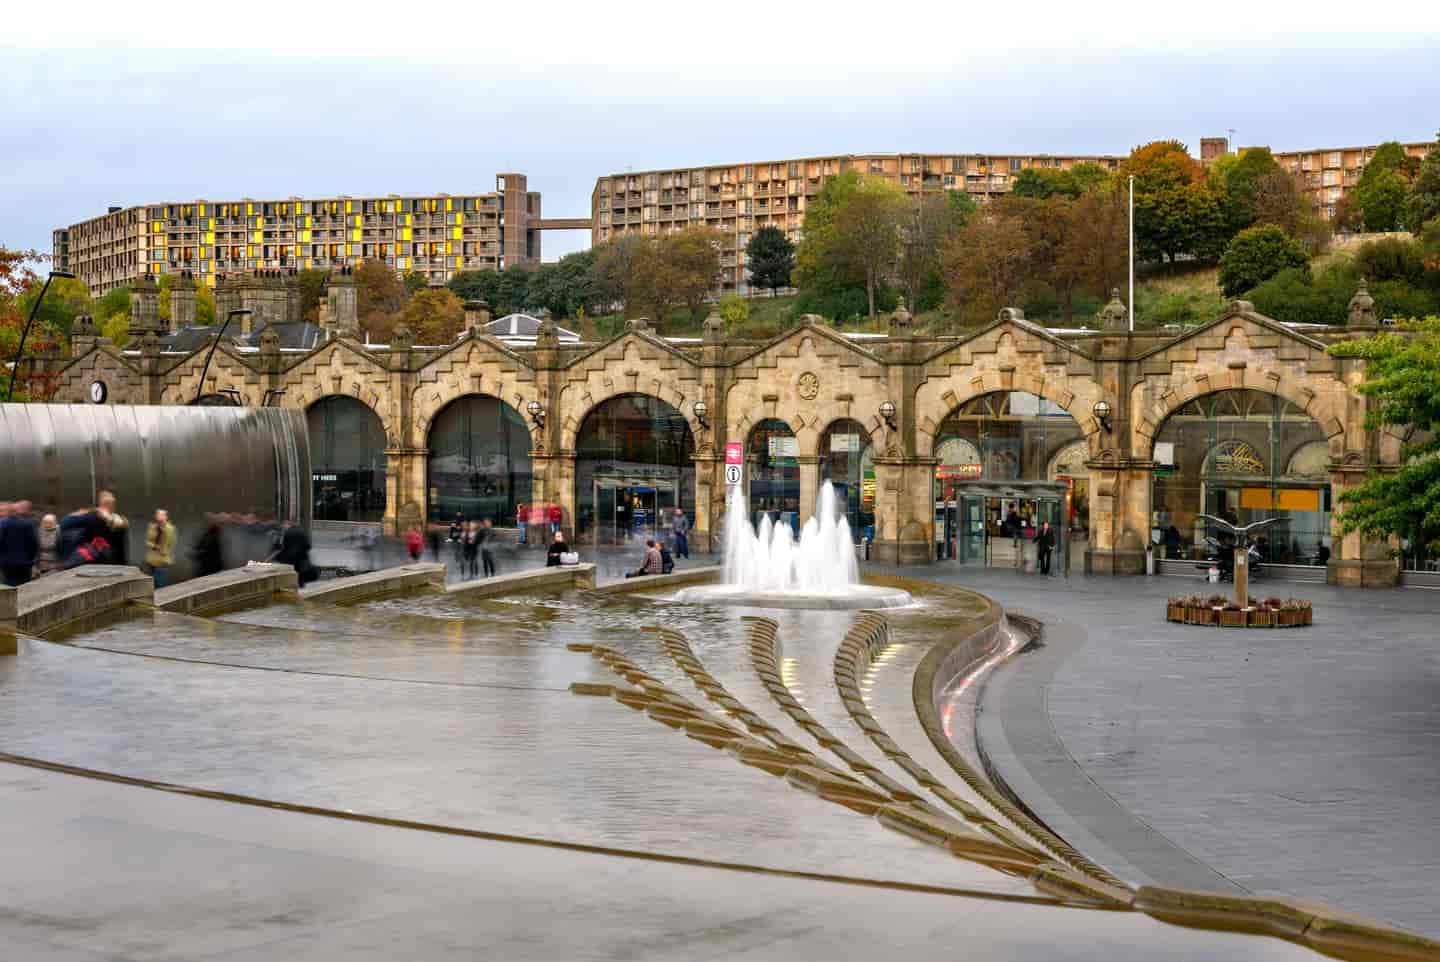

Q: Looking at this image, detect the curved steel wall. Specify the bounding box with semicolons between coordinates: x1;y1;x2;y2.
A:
0;404;310;581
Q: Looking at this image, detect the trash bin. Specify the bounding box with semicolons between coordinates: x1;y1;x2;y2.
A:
1145;544;1156;576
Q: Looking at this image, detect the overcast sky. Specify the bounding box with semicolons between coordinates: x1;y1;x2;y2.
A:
4;2;1438;263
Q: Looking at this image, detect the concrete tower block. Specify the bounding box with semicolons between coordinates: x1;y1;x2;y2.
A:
170;270;198;331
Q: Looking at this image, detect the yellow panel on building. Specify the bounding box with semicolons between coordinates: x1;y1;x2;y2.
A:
152;222;161;233
401;227;412;241
353;214;361;226
351;228;361;242
451;227;461;240
345;244;352;256
445;198;453;211
300;229;311;243
445;241;453;254
1240;487;1322;512
345;201;353;213
305;258;313;269
207;217;215;229
247;203;254;215
305;215;313;228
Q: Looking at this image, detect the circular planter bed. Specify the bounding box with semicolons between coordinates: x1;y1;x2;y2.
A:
1166;595;1312;628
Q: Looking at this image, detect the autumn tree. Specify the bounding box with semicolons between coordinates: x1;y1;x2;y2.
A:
662;227;724;318
354;258;408;339
898;192;970;311
943;209;1031;325
795;173;907;320
1121;140;1228;262
398;287;465;343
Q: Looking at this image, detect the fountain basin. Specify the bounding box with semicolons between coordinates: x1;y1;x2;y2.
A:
674;583;913;610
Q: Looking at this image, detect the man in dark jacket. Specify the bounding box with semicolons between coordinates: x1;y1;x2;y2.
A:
274;522;318;586
1034;521;1057;575
546;531;569;567
0;501;40;586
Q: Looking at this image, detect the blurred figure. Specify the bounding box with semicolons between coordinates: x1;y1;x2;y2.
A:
192;515;225;577
671;508;689;559
461;522;480;579
516;502;528;545
0;500;39;587
548;503;562;538
479;519;497;578
274;521;318;587
404;524;424;562
145;508;177;587
97;490;129;566
546;530;569;567
35;513;62;576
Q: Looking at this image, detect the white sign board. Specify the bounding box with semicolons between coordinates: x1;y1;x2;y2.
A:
830;433;861;453
1154;442;1175;467
725;463;743;487
768;436;799;458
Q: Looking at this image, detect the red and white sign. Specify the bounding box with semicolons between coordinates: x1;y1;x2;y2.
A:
725;442;742;466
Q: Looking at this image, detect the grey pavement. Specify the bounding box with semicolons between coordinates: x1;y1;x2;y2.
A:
879;563;1440;937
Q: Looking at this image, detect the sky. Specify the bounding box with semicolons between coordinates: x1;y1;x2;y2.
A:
3;1;1439;263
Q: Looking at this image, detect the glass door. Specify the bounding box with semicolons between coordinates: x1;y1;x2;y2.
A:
593;481;619;546
959;494;988;565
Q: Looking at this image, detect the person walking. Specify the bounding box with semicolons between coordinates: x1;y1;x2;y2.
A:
274;522;319;586
144;508;177;587
427;522;442;561
479;519;497;578
461;522;480;580
548;503;562;539
516;503;528;546
192;516;225;576
671;508;689;559
97;491;129;567
35;513;62;576
450;512;466;567
0;501;40;587
404;524;424;562
546;530;569;567
1034;521;1056;576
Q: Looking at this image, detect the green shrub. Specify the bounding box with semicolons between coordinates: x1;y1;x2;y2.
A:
1218;225;1310;298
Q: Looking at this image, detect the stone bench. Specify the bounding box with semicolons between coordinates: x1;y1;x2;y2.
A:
2;565;155;649
590;565;722;595
298;563;447;605
445;564;596;599
151;564;298;616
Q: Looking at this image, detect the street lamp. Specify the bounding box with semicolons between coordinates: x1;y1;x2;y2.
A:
692;399;709;430
878;400;897;431
6;269;76;402
525;399;546;429
194;309;251;405
1092;399;1113;434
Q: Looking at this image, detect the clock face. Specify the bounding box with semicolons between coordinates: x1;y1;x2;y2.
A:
89;380;108;404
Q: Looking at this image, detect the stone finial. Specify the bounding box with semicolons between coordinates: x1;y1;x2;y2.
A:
702;306;726;343
534;312;560;351
798;313;825;327
139;329;161;358
889;297;913;336
129;273;161;336
71;314;98;338
1100;288;1129;331
1228;299;1255;314
390;323;415;352
997;307;1026;323
625;317;652;333
1347;278;1378;329
169;269;198;331
259;325;281;357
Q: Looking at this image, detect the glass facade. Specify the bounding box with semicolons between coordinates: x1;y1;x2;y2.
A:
426;395;532;526
819;418;874;541
574;394;694;544
307;396;388;523
746;418;799;532
1151;390;1330;565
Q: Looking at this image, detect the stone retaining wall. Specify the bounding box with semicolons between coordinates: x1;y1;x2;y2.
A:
445;564;596;599
152;564;299;616
299;563;446;604
5;566;154;642
590;565;720;595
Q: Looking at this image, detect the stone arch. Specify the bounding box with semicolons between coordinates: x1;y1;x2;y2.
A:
424;392;534;525
561;383;704;454
158;348;261;407
307;394;390;523
280;342;396;444
1132;371;1350;463
287;389;395;449
915;374;1105;460
413;366;537;453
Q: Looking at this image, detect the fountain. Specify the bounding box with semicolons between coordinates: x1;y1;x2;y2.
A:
675;482;912;609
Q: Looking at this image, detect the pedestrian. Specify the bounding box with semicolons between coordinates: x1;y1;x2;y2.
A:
357;525;380;571
0;501;40;587
97;491;129;566
274;521;319;586
546;530;569;567
548;502;562;538
659;539;674;574
479;518;497;578
516;503;528;545
427;523;442;561
144;508;177;587
624;538;664;579
193;516;225;576
461;522;480;579
1034;521;1056;575
671;507;689;559
35;513;62;576
1317;541;1331;565
405;524;424;562
450;512;465;566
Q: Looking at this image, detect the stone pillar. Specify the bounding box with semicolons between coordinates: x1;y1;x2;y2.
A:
128;274;160;337
385;448;428;538
1326;465;1400;586
1084;463;1152;575
870;455;935;565
797;455;821;526
169;270;197;331
70;314;99;357
532;453;578;544
215;273;240;320
327;267;359;339
692;450;721;554
0;583;16;654
463;299;492;338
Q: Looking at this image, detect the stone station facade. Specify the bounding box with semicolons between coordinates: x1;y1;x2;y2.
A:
40;276;1403;586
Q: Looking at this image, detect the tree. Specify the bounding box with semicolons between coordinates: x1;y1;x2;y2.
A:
1066;188;1130;305
943;209;1031;324
1249;169;1329;252
1353;237;1427;285
1328;317;1440;556
402;270;429;296
746;226;795;296
397;288;465;344
1218;225;1310;297
293;269;329;324
1011;168;1083;200
662;227;724;318
354;258;408;339
717;293;749;324
1220;146;1284;232
898;193;966;312
823;175;909;319
1406;131;1440;230
1121;140;1228;263
1353;171;1410;232
794;170;863;294
591;233;651;316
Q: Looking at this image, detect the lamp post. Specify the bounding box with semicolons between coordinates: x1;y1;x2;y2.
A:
1127;176;1135;333
6;269;76;402
692;399;709;431
194;309;251;405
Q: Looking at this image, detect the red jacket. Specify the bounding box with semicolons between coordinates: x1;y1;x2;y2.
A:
548;505;562;524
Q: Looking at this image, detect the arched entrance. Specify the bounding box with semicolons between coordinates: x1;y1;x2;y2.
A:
933;391;1083;569
307;396;388;522
747;418;799;533
819;418;874;541
574;393;695;545
1151;389;1330;566
426;395;532;526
